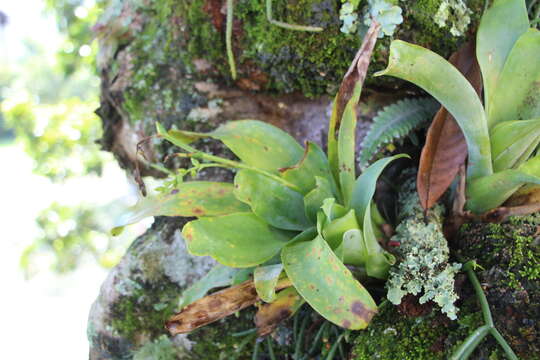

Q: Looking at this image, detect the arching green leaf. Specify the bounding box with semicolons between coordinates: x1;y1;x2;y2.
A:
477;0;529;115
376;41;492;180
488;29;540;127
282;235;377;330
350;154;408;224
112;182;249;235
491;119;540;171
466;170;540;213
182;213;291;267
234;170;311;230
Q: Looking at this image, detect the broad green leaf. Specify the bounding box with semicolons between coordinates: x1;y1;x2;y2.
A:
488;29;540;127
477;0;529;115
178;264;239;309
491;119;540;171
338;92;360;207
212;121;304;171
376;41;492;179
158;120;304;171
304;176;334;223
234;170;311;231
231;267;255;285
322;209;360;249
254;264;284;303
111;182;249;235
350;154;408;225
182;213;290;267
466;170;540;213
280;142;334;195
362;203;395;279
282;235;377;330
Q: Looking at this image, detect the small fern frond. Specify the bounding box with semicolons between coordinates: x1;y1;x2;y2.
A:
359;97;439;167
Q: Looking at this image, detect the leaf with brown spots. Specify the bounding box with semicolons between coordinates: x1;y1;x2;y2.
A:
166;278;292;335
254;287;304;336
417;41;483;210
111;182;249;235
281;235;377;330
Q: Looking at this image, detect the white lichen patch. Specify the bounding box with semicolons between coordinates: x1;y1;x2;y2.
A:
434;0;472;37
386;178;461;319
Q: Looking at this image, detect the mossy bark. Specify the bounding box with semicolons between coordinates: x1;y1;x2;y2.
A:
351;214;540;360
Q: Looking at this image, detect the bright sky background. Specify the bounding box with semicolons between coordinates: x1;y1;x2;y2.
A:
0;1;137;358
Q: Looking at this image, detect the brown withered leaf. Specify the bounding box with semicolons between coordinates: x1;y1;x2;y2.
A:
254;287;304;336
417;41;482;210
166;278;291;335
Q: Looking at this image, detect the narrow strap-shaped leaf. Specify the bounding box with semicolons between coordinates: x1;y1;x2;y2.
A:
282;235;377;330
477;0;529;115
111;182;249;235
254;263;284;303
488;29;540;127
417;41;481;210
338;91;360;207
466;170;540;213
178;264;239;309
280;142;334;195
182;212;291;267
491;119;540;171
328;21;381;185
376;41;492;180
234;170;311;230
350;154;408;224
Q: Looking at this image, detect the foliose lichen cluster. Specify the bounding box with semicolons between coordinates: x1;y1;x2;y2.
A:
385;178;461;319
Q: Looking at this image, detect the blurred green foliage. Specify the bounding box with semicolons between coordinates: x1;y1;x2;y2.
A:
20;202;124;277
0;0;138;275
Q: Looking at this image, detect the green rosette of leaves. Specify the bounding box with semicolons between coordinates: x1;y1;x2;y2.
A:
113;22;405;331
376;0;540;214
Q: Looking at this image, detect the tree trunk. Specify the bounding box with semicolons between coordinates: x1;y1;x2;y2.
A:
88;0;536;359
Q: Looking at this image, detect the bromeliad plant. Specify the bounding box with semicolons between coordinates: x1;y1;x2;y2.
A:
114;22;403;333
376;0;540;214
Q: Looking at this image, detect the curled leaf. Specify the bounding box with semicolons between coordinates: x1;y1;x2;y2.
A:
254;264;284;303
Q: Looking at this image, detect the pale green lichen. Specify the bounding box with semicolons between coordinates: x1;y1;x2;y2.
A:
434;0;472;36
363;0;403;37
386;178;461;319
340;0;403;37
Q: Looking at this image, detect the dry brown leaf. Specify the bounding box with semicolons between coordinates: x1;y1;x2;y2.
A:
417;41;482;210
166;278;291;335
254;287;304;336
